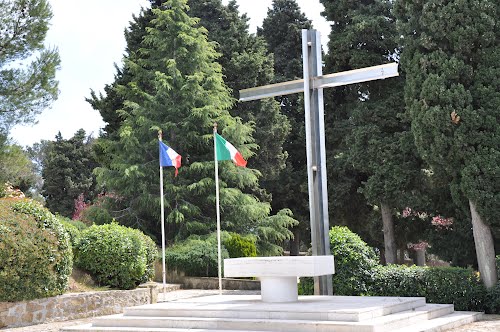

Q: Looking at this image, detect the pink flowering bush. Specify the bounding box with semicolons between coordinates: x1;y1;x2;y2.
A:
72;193;89;220
431;215;454;229
72;192;119;225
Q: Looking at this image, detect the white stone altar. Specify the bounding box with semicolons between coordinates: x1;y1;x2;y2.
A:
224;256;334;302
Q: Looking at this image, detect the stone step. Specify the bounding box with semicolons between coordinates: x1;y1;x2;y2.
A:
84;304;455;332
60;311;482;332
62;325;263;332
391;311;483;332
125;295;427;322
60;295;482;332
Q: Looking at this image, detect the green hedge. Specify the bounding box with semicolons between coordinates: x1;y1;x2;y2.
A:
59;216;87;248
299;226;378;296
298;226;500;313
223;232;257;258
497;255;500;278
329;226;378;295
0;198;73;301
367;265;487;311
165;234;229;277
81;205;114;225
75;223;157;289
485;282;500;314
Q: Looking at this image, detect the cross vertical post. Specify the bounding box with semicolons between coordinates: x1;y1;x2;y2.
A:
302;29;332;296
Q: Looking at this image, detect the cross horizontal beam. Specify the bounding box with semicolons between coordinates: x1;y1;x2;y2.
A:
239;63;399;102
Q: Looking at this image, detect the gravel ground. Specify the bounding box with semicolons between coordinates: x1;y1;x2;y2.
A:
1;289;499;332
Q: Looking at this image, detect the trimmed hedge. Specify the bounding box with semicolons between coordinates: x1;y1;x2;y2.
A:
75;223;157;289
367;265;487;311
497;255;500;278
298;226;499;313
299;226;378;296
165;235;229;277
59;217;86;248
223;232;257;258
0;198;73;301
329;226;378;295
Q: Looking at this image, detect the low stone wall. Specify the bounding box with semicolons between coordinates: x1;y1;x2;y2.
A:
0;286;155;329
154;262;260;291
182;277;260;290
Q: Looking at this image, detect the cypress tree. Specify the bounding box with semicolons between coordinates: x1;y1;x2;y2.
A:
396;0;498;286
42;130;97;217
320;0;428;263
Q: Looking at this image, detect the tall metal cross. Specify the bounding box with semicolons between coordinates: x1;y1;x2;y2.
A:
239;29;399;295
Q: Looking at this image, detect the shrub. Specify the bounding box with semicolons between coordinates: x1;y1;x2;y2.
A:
0;198;72;301
485;282;500;314
165;235;229;277
223;232;257;258
422;267;486;311
366;265;487;312
497;255;500;279
58;216;86;248
65;218;88;231
81;205;114;225
329;226;378;295
368;264;426;297
298;277;314;295
75;223;156;289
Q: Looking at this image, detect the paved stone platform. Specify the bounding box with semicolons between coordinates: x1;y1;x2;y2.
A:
61;293;482;332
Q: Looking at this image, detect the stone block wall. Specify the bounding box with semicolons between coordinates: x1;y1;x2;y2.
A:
0;288;152;329
182;277;260;290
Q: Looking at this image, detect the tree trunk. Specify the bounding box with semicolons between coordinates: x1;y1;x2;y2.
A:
290;228;300;256
380;202;397;264
469;200;498;288
415;249;426;267
379;248;386;265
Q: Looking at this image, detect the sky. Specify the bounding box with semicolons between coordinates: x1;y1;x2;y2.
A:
9;0;331;147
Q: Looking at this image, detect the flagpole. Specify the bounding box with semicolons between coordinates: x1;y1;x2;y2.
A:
213;123;223;295
158;130;167;297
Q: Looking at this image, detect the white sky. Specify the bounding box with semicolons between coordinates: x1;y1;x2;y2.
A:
9;0;330;147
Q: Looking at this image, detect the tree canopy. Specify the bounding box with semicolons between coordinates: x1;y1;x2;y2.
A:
90;0;296;254
0;0;60;132
0;135;37;193
42;130;97;217
257;0;312;254
395;0;499;286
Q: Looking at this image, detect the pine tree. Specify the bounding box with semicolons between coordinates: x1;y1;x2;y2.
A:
42;130;97;217
257;0;312;255
94;0;296;252
90;0;289;192
0;135;37;193
0;0;59;132
188;0;290;187
395;0;499;286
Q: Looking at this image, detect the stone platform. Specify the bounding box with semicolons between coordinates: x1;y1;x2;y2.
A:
62;294;481;332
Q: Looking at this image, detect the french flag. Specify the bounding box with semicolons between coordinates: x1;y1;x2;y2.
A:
159;141;181;176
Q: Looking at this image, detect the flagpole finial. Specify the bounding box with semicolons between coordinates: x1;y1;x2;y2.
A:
158;130;163;141
213;122;218;133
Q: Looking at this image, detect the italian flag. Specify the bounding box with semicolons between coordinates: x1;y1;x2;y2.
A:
215;133;247;167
